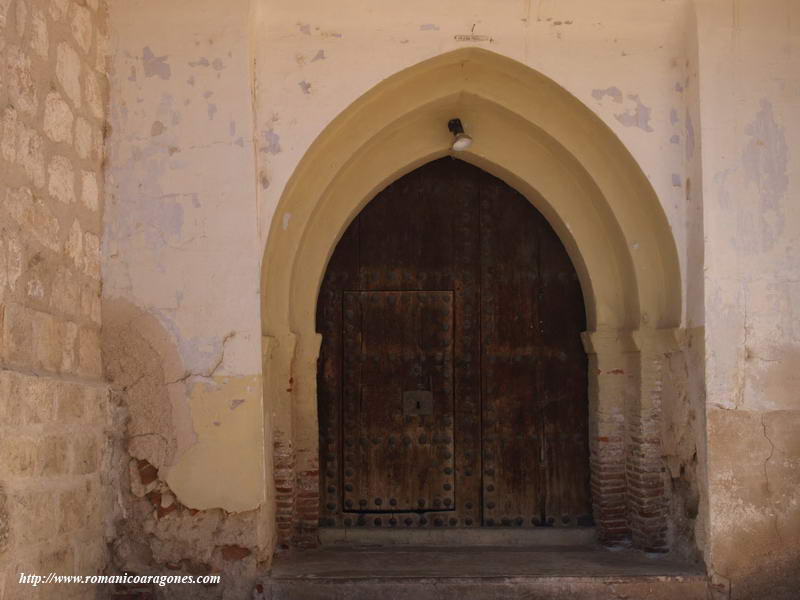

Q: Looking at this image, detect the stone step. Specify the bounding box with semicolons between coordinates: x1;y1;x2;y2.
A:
267;575;708;600
266;545;708;600
319;526;598;546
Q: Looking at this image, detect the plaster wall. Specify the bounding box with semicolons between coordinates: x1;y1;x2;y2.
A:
695;0;800;596
103;0;268;594
104;0;263;510
0;0;113;598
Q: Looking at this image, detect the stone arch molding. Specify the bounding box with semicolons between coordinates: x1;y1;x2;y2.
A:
261;48;684;551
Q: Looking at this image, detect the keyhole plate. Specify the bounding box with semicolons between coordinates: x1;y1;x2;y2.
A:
403;390;433;416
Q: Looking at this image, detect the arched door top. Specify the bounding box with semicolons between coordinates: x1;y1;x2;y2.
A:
261;47;681;337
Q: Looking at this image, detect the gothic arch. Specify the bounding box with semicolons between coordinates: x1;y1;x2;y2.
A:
260;48;683;551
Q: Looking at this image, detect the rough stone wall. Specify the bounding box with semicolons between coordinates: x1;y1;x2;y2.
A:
0;0;112;598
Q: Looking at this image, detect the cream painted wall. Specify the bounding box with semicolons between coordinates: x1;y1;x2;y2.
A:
695;0;800;592
104;0;264;511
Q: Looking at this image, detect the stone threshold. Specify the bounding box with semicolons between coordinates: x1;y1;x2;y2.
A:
319;526;597;546
266;544;708;599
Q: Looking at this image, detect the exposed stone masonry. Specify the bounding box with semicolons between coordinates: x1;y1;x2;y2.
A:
0;0;111;597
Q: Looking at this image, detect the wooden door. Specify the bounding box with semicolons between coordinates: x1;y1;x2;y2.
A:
480;183;590;527
341;291;455;513
317;158;591;530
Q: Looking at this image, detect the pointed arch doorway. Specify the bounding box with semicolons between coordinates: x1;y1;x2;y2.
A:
316;157;591;531
261;48;684;553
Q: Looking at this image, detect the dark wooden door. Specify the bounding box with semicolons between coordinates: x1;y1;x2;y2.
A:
342;291;455;513
317;158;590;530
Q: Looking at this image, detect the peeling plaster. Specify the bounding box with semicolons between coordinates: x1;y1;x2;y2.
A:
103;298;190;468
166;330;236;385
105;189;186;253
260;128;281;154
155;311;239;377
614;94;654;132
591;86;623;103
685;110;695;160
103;1;269;581
142;46;171;80
164;375;264;512
742;99;788;251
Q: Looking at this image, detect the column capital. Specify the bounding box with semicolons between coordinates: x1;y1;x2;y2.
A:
581;328;638;355
582;327;688;355
631;327;686;354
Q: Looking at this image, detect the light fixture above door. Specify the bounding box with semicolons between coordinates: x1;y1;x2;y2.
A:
448;118;473;151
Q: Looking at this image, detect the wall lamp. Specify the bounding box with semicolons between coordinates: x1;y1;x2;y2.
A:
448;118;473;151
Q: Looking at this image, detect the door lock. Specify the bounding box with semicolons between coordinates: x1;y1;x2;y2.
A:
403;390;433;416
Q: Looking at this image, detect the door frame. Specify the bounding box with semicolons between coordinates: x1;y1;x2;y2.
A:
260;48;686;553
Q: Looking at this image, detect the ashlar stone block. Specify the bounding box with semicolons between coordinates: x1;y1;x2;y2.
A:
43;91;74;144
70;5;93;54
30;10;48;58
56;42;82;107
80;170;99;211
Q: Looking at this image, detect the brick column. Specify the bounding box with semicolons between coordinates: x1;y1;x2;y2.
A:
582;330;637;544
290;333;322;548
265;333;297;549
628;329;680;552
267;331;322;549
